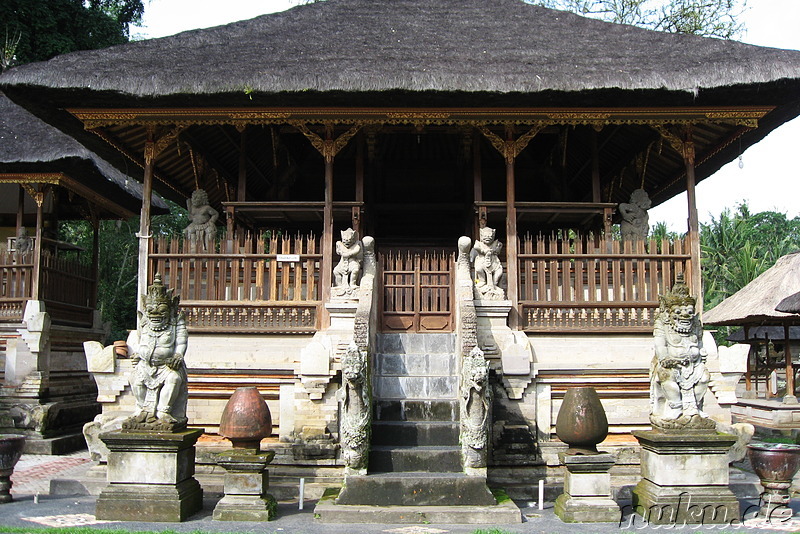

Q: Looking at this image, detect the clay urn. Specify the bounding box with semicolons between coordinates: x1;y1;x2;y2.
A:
555;386;608;454
747;442;800;518
219;387;272;451
113;340;128;357
0;434;26;503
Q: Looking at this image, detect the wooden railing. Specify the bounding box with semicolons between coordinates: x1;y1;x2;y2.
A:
0;250;95;326
40;251;95;326
149;232;322;333
518;232;692;333
0;251;33;322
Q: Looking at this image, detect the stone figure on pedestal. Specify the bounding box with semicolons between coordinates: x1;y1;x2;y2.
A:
15;227;32;257
470;226;504;300
650;273;713;431
123;274;189;432
460;346;490;469
618;189;651;241
333;228;363;297
184;189;218;251
337;343;371;474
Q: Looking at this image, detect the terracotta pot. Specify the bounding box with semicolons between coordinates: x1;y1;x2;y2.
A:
219;387;272;451
555;387;608;454
0;434;26;503
748;442;800;519
113;340;128;358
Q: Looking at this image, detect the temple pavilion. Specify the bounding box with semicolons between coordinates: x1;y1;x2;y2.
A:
2;0;800;495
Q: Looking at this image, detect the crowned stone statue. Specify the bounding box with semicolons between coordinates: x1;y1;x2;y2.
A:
123;274;189;432
184;189;219;251
650;274;713;431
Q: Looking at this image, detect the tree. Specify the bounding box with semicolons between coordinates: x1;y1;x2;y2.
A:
530;0;746;38
0;0;144;71
700;203;800;343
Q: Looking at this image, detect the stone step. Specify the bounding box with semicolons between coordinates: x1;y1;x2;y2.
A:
374;375;457;400
371;421;459;447
334;472;497;506
369;445;462;473
374;352;455;377
376;333;456;355
374;399;459;422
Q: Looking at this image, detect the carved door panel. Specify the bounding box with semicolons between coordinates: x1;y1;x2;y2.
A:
379;249;454;332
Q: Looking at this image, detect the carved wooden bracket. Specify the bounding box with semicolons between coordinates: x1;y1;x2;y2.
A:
292;122;362;163
477;124;545;165
21;184;48;207
144;125;186;166
653;125;695;166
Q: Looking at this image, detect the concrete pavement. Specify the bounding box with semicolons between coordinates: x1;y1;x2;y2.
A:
3;451;800;533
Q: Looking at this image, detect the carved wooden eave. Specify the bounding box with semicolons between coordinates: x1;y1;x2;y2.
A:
0;172;137;219
68;106;772;130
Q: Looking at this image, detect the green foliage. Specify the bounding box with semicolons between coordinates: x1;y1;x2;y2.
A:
0;0;144;71
59;202;187;342
700;203;800;343
529;0;745;38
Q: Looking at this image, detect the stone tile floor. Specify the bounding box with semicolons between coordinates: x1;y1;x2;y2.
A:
11;451;94;497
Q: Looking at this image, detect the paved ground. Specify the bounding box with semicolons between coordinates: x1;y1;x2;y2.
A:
4;451;800;533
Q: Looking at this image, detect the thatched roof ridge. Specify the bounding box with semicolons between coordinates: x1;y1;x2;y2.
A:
704;252;800;326
2;0;800;99
0;93;167;211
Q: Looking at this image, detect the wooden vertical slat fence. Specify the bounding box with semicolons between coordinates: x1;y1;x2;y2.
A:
518;231;692;333
149;231;322;332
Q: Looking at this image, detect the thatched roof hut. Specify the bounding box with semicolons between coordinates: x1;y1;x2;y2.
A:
776;291;800;315
1;0;799;208
0;94;167;219
704;252;800;327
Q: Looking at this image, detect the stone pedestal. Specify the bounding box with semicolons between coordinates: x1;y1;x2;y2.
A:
554;452;619;522
95;428;204;522
632;430;739;525
213;449;277;521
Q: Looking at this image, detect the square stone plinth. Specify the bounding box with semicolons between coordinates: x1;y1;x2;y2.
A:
96;428;204;522
554;453;619;523
213;449;277;521
631;430;739;525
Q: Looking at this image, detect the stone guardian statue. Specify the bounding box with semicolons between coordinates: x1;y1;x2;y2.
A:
470;226;504;300
460;346;491;469
123;274;189;432
618;188;651;241
337;343;371;474
333;228;363;296
650;274;713;431
184;189;219;251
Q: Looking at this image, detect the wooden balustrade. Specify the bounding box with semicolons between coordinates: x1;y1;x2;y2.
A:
149;232;322;332
518;232;692;333
0;249;95;326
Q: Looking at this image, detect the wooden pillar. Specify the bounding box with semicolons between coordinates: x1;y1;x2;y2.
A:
31;188;45;300
90;210;100;309
354;134;364;235
590;128;601;203
744;325;752;393
785;323;796;403
137;130;155;315
505;126;519;329
473;133;484;234
237;127;247;202
16;186;24;232
320;127;334;323
684;144;702;314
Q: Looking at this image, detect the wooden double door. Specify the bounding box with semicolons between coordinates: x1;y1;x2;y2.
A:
379;248;455;332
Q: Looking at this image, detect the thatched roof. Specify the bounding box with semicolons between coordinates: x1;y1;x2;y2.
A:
2;0;800;100
0;93;167;217
728;326;800;343
776;291;800;314
1;0;799;211
704;252;800;326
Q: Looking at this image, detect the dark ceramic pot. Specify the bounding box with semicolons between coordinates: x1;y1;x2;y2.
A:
748;442;800;519
0;434;26;503
555;387;608;454
219;387;272;451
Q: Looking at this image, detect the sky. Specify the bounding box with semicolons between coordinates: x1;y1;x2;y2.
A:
138;0;800;232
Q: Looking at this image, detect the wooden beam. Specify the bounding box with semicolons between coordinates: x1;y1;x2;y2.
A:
237;127;247;202
785;323;796;403
137;129;156;315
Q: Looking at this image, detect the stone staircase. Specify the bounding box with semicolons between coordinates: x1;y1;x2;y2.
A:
318;333;520;523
